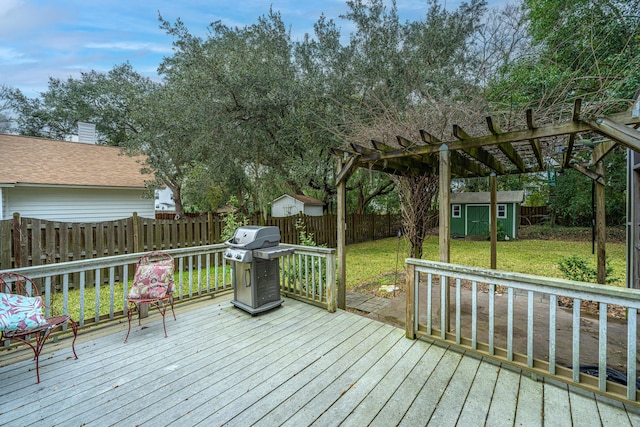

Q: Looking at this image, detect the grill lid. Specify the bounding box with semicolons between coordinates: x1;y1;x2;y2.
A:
225;225;281;250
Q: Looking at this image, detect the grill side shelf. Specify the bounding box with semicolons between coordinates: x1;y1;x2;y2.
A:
253;247;295;260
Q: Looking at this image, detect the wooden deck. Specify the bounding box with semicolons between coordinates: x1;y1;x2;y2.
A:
1;295;639;426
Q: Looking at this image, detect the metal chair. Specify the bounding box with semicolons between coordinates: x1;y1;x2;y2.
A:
125;251;177;342
0;272;78;383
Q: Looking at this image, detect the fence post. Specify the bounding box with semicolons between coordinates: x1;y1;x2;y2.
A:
132;212;140;253
12;212;22;268
207;212;214;244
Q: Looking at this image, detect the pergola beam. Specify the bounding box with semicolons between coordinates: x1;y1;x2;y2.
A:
571;163;605;185
526;109;545;170
358;120;594;164
486;116;527;173
419;130;489;177
563;99;584;168
352;142;433;175
592;140;618;164
453;124;506;174
588;117;640;152
563;133;577;169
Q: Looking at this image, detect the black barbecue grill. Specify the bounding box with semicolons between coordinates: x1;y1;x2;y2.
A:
223;226;294;314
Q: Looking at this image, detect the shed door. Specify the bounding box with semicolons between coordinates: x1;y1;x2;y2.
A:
467;205;489;236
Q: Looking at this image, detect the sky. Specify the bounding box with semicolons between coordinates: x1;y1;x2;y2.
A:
0;0;506;97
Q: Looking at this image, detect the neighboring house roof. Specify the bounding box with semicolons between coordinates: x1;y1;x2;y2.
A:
0;134;150;188
272;194;325;206
450;191;525;204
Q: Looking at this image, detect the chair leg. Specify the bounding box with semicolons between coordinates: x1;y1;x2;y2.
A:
169;296;177;321
31;329;51;384
153;300;169;338
124;302;135;343
69;318;79;360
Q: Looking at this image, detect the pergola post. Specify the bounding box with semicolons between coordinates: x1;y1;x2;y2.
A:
596;160;606;284
490;173;497;269
337;161;347;310
439;144;451;263
628;149;640;289
439;144;451;331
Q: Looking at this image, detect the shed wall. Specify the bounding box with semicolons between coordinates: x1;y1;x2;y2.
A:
450;203;519;239
271;197;304;217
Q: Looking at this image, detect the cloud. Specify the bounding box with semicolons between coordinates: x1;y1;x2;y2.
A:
85;42;172;54
0;0;64;39
0;47;37;65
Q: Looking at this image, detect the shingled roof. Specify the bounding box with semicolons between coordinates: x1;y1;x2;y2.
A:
0;134;151;188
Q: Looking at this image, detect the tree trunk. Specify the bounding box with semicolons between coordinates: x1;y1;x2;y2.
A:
168;184;185;218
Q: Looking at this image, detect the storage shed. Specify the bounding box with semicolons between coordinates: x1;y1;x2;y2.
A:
270;194;325;217
450;191;524;240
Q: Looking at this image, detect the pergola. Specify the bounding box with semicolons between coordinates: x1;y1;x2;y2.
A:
333;98;640;310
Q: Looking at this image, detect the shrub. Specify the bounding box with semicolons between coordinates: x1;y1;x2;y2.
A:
557;254;618;284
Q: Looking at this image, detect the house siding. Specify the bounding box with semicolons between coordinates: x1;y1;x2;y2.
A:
2;186;155;221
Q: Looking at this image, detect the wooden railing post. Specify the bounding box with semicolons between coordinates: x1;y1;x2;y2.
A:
405;262;416;339
326;252;337;313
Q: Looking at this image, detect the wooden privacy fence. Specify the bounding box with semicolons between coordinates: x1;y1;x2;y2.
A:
0;212;401;272
520;206;548;225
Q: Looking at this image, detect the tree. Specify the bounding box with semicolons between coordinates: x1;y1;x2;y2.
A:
489;0;640;119
5;63;156;144
485;0;639;226
158;12;329;213
0;84;12;133
121;81;216;217
549;147;627;226
336;0;489;257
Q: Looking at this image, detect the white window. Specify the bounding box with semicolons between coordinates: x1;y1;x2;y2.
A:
452;204;461;218
497;204;507;219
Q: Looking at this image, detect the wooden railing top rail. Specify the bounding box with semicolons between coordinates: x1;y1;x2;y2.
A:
0;245;228;278
406;258;640;307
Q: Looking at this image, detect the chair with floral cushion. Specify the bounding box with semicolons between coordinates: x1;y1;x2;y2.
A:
125;251;177;342
0;272;78;383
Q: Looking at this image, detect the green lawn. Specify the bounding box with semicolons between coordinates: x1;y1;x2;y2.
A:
346;235;626;291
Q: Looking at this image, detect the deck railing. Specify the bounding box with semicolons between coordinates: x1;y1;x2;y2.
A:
279;244;336;312
0;244;336;345
405;259;640;406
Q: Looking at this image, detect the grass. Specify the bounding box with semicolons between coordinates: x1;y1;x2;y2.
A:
346;231;626;291
51;267;232;321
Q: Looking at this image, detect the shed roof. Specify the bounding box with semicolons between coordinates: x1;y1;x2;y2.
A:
450;191;525;204
0;134;151;188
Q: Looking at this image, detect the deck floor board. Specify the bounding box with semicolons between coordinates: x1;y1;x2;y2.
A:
0;296;638;426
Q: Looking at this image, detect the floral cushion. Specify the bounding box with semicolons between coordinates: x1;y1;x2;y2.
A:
0;293;48;332
128;257;175;300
